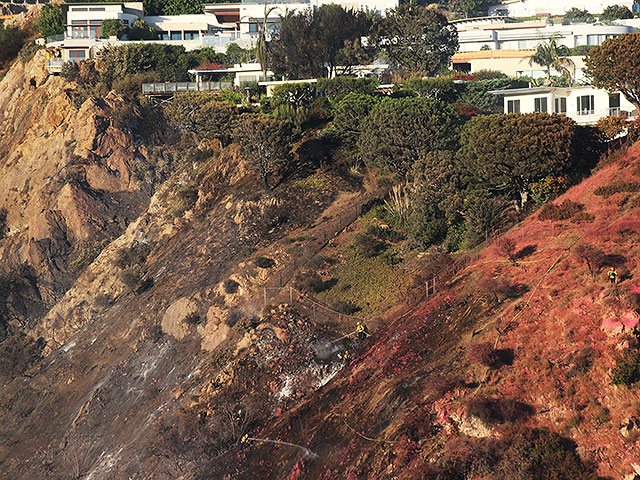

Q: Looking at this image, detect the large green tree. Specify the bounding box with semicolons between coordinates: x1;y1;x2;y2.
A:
358;97;462;177
270;6;372;79
585;33;640;112
0;20;23;64
374;5;458;76
162;0;202;15
458;113;598;209
37;4;64;38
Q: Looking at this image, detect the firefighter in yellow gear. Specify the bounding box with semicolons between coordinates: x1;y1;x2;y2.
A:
608;267;618;284
356;321;370;340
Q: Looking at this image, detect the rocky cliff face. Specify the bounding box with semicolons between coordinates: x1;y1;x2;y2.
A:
0;52;366;479
0;50;160;335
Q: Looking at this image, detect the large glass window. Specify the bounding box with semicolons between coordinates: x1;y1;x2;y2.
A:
555;97;567;114
184;31;199;40
160;32;169;40
534;97;548;113
507;99;520;113
577;95;595;115
69;50;86;61
170;31;182;40
609;93;621;115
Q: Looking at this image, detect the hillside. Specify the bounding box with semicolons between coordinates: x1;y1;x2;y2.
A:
1;48;640;480
210;144;640;479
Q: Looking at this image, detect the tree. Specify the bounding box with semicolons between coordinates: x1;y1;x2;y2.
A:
100;19;125;39
162;0;202;15
37;4;64;38
453;0;489;18
234;114;295;191
600;5;633;22
458;113;596;210
225;43;255;65
270;10;322;79
128;19;157;40
315;4;371;78
165;93;239;145
315;76;379;101
562;8;594;24
332;93;380;139
256;1;279;81
458;78;528;113
528;35;575;85
269;6;371;79
374;6;458;76
358;97;462;177
0;20;23;64
585;33;640;112
408;150;466;248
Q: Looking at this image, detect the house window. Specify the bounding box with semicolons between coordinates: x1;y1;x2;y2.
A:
71;7;88;11
507;99;520;114
609;93;621;115
249;22;259;33
587;34;606;46
89;7;105;11
577;95;595;115
160;32;169;40
517;40;527;49
184;31;199;40
89;21;101;38
534;97;548;113
555;97;567;114
69;50;86;61
170;31;182;40
71;21;89;39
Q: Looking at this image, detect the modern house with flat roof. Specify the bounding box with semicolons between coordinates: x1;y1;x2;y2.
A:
488;0;639;17
491;85;637;124
454;16;636;52
46;0;400;71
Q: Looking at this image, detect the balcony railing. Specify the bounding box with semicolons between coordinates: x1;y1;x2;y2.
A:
142;81;234;94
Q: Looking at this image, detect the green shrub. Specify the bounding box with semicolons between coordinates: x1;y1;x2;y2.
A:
316;76;379;100
611;349;640;385
353;233;386;258
18;43;43;65
100;19;125;39
365;224;405;243
594;181;640;198
128;19;157;40
253;256;275;268
223;279;239;294
467;397;534;424
294;270;330;293
114;243;152;269
403;76;458;103
538;200;584;221
271;82;317;109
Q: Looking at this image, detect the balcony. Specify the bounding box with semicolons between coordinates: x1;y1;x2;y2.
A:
141;81;234;95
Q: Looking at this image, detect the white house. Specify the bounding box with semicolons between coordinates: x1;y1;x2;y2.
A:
488;0;639;17
46;0;400;71
454;16;636;52
491;85;637;124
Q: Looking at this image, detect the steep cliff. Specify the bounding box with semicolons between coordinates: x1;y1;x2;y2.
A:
0;50;169;336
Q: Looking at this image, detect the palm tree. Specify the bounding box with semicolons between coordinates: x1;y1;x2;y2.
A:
528;35;575;85
256;0;280;81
